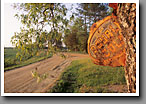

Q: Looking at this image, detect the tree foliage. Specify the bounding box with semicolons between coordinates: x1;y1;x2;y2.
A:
76;3;109;33
64;3;109;52
11;3;110;60
64;18;88;52
11;3;68;60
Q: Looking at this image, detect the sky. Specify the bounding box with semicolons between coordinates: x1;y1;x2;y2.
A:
4;3;77;47
4;3;21;47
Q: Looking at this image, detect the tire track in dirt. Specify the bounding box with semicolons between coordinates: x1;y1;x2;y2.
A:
4;53;89;93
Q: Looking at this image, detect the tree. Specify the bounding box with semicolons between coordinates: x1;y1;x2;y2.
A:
116;3;136;93
11;3;68;60
72;3;109;53
64;18;88;52
76;3;109;33
63;3;110;53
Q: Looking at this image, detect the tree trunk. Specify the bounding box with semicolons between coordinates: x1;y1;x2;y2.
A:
116;3;136;93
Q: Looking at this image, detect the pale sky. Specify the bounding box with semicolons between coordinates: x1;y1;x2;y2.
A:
4;3;77;47
4;3;21;47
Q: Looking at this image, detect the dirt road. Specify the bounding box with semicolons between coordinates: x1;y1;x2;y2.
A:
4;53;89;93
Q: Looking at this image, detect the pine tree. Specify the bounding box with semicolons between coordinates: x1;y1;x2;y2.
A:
76;3;109;33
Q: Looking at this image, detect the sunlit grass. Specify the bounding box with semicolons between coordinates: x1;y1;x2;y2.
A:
49;58;126;93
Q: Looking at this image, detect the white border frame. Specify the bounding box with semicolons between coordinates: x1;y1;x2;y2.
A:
1;0;139;96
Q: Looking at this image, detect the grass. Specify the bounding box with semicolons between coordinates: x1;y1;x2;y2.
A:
66;50;88;54
49;58;126;93
4;48;18;68
4;48;52;71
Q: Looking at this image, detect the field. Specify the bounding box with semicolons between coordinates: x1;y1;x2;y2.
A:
49;58;127;93
4;48;52;71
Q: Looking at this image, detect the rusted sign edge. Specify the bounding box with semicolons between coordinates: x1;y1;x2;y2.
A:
88;15;122;64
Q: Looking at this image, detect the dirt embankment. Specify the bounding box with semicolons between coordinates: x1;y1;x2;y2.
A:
4;53;89;93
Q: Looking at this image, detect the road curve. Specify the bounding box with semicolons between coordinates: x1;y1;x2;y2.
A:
4;53;89;93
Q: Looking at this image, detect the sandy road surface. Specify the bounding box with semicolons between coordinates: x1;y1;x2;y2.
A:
4;53;89;93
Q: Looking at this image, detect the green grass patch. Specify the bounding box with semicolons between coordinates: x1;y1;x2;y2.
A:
4;48;52;71
49;58;126;93
66;51;87;54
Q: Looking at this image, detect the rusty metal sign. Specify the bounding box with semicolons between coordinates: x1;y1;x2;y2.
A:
88;15;126;67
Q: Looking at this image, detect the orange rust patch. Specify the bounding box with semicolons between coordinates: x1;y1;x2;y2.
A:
88;15;126;67
109;3;118;10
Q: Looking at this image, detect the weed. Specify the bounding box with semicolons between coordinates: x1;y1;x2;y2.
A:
60;53;66;59
31;70;48;83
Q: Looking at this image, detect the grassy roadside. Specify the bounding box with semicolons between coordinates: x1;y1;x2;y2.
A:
4;48;52;71
49;58;126;93
66;51;87;54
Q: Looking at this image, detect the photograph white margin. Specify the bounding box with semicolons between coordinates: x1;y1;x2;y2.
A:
1;0;139;96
